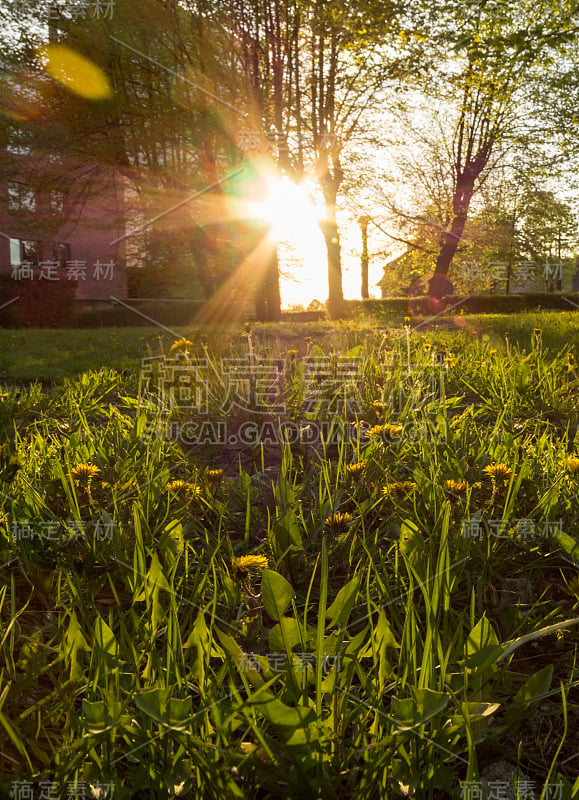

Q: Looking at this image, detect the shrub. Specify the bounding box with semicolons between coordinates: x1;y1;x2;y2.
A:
0;272;77;327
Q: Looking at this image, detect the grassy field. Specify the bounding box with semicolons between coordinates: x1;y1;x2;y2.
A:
0;312;578;798
0;310;577;381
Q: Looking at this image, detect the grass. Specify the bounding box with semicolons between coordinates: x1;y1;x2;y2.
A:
0;313;578;798
0;310;577;381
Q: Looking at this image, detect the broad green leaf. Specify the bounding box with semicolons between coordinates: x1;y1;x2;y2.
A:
63;611;91;680
135;688;171;723
94;617;118;667
269;617;306;652
391;689;448;730
81;699;121;732
358;610;399;657
159;519;184;563
325;574;361;628
167;697;192;728
249;691;315;729
183;610;211;684
465;616;502;669
145;552;171;630
513;664;553;706
553;530;579;566
399;520;424;562
261;569;295;621
459;701;501;718
215;628;264;688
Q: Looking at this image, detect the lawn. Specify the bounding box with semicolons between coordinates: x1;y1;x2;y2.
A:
0;310;578;382
0;312;578;799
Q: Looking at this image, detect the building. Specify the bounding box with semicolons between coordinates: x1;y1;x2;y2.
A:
378;249;578;299
0;121;128;304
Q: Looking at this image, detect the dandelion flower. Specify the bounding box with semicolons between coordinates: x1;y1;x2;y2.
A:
483;463;512;480
566;456;579;474
345;462;365;479
382;481;418;497
231;555;269;571
71;463;100;482
207;468;224;483
444;479;468;494
325;512;353;531
366;424;403;439
166;480;202;498
169;337;193;354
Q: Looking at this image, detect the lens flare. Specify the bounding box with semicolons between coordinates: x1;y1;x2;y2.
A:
38;44;112;100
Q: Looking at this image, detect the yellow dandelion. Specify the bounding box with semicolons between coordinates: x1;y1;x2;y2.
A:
566;456;579;474
384;423;404;436
166;480;202;498
366;425;385;438
366;423;404;439
325;512;353;531
166;479;188;492
71;463;100;482
382;481;418;497
423;342;432;351
444;479;468;494
483;463;512;480
231;555;269;571
169;337;193;354
345;462;365;479
287;349;298;358
207;468;224;483
372;401;386;411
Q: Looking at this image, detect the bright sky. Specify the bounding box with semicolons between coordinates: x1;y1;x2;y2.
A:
258;177;388;309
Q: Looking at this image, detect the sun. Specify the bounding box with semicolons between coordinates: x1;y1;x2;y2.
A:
250;173;322;240
249;173;329;308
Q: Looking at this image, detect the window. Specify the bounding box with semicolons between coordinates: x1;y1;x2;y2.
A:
7;182;36;213
52;242;70;268
21;240;40;265
50;190;65;214
6;127;32;156
9;239;20;267
9;238;40;266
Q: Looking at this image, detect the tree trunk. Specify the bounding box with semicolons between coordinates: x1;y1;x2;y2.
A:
190;227;214;300
261;247;282;321
358;216;370;299
435;176;475;277
253;228;282;322
320;215;344;311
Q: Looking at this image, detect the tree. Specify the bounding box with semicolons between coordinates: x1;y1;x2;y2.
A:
228;0;418;309
3;0;285;318
422;0;579;281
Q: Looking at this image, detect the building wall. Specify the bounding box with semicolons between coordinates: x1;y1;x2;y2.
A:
0;137;128;302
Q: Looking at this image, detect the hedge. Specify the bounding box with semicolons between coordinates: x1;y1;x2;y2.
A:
342;292;579;318
0;273;77;328
1;289;577;329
